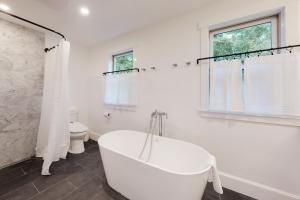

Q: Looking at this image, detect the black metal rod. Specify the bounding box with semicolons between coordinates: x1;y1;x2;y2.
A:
103;68;140;76
0;9;66;40
197;44;300;64
0;9;66;53
44;45;58;53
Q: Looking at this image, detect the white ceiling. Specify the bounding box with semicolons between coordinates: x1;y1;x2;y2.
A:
5;0;215;46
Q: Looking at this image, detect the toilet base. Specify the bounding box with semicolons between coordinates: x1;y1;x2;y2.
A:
69;137;85;154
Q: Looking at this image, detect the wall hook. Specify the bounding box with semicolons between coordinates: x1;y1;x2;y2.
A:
150;67;156;71
286;47;293;53
172;64;178;68
257;51;262;57
185;62;191;66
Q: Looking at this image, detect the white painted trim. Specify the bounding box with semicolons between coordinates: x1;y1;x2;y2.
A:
219;172;300;200
198;109;300;127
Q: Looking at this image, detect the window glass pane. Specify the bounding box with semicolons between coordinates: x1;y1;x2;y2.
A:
213;22;273;59
113;51;133;71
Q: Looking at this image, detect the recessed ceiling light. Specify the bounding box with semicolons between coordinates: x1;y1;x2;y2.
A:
0;3;10;11
80;7;89;16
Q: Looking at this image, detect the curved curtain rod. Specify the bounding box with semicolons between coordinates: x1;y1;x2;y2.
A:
197;44;300;64
0;9;66;52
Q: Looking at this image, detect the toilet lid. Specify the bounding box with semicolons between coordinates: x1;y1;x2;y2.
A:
69;122;88;133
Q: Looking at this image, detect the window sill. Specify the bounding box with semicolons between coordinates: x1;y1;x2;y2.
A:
198;109;300;127
104;103;137;111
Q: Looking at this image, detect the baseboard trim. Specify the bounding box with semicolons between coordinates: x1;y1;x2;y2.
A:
219;172;300;200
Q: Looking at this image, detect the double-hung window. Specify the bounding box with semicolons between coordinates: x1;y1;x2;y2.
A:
207;16;288;116
104;50;137;107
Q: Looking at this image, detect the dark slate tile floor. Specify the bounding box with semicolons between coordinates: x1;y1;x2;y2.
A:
0;140;256;200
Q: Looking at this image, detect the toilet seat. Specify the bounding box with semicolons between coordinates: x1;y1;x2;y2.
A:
69;122;88;133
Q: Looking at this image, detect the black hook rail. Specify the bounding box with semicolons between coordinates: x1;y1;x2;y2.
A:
103;68;140;76
0;9;66;53
197;44;300;64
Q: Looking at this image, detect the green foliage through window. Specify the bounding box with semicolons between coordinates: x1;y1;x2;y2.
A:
213;22;273;60
113;51;133;71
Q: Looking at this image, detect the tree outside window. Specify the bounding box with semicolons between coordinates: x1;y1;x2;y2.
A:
113;51;133;71
212;22;273;60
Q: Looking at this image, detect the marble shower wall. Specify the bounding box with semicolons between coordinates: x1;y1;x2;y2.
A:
0;18;45;168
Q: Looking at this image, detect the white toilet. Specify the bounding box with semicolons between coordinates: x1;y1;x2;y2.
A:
69;109;89;154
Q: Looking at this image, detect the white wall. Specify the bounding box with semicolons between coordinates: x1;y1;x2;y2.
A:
87;0;300;199
68;43;90;124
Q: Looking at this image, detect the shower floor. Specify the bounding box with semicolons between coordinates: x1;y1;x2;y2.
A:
0;140;255;200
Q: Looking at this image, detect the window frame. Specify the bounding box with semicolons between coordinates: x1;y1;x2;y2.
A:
199;11;300;126
209;16;279;57
112;50;134;71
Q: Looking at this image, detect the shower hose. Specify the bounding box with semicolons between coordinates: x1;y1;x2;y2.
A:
138;113;158;162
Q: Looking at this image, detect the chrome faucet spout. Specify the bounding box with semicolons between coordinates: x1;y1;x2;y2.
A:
156;110;167;137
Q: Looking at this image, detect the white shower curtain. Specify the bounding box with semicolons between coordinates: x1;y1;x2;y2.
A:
36;40;70;175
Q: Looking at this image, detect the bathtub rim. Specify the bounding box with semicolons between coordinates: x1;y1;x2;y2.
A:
98;130;213;176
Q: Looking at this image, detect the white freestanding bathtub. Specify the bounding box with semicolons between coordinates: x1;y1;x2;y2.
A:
98;130;213;200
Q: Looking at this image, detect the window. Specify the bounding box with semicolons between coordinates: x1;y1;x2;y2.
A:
210;16;278;59
112;51;133;71
104;50;137;107
206;16;290;117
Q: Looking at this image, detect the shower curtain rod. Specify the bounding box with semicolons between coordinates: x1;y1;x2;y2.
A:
196;44;300;64
103;68;140;76
0;9;66;53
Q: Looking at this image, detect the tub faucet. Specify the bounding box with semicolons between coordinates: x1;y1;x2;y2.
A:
151;110;159;118
150;110;168;136
150;110;167;136
158;111;167;137
139;110;168;161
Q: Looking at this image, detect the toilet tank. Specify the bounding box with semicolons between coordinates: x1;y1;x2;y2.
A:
70;109;79;122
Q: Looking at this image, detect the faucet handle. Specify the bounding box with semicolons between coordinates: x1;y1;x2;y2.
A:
162;112;168;119
151;110;158;117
